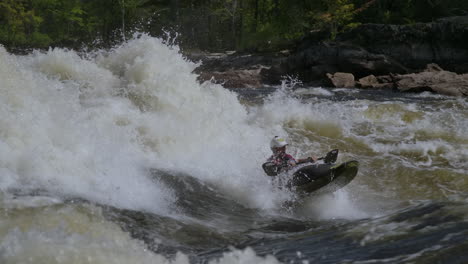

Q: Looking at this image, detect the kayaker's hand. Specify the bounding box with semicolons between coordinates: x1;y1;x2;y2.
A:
309;156;318;162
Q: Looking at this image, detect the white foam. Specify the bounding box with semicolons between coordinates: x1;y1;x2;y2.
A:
296;190;369;220
1;34;466;219
294;87;334;96
0;44;173;213
209;247;282;264
0;38;287;214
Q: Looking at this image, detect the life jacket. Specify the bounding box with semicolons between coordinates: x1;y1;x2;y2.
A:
263;152;296;175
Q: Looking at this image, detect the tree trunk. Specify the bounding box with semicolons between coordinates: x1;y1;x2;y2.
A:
238;0;243;48
253;0;258;33
273;0;279;16
231;0;238;49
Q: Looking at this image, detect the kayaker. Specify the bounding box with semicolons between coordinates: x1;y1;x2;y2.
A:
265;136;317;175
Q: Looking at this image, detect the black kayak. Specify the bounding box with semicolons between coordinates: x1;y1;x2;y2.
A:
262;149;359;196
288;160;359;196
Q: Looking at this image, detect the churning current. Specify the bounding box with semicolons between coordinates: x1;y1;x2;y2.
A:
0;35;467;264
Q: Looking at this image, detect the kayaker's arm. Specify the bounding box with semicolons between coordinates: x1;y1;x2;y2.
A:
296;156;318;164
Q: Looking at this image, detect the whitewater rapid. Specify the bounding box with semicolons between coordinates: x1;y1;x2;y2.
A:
1;34;467;214
0;35;294;215
0;34;467;263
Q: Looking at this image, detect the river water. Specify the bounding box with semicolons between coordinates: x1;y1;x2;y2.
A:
0;35;467;263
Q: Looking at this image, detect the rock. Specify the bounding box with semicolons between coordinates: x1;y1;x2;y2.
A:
192;52;284;73
271;16;468;86
326;72;356;88
431;77;468;96
338;16;468;73
394;69;468;96
373;82;395;90
425;63;444;72
198;69;263;88
191;51;286;87
357;75;378;88
190;17;468;91
376;75;393;83
357;74;395;89
279;42;408;85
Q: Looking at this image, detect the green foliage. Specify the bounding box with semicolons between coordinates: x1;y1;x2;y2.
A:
0;0;467;50
312;0;356;39
0;0;43;46
31;31;52;47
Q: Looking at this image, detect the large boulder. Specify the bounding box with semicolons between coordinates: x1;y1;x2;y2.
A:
357;75;378;88
394;65;468;96
356;74;394;89
326;72;356;88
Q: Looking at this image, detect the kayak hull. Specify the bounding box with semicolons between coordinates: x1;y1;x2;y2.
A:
288;160;359;196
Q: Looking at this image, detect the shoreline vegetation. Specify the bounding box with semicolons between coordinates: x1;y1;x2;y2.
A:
1;0;467;96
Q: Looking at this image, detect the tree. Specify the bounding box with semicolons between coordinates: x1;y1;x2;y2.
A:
0;0;50;47
314;0;356;39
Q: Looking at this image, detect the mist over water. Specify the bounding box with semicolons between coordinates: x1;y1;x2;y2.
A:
0;35;467;263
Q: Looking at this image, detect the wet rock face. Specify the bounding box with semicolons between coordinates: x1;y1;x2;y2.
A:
338;16;468;73
197;69;263;88
278;42;408;84
278;16;468;86
192;52;285;88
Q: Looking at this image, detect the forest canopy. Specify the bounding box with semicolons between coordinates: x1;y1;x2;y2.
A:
1;0;467;51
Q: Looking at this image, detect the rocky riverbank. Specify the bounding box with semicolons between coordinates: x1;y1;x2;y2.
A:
193;16;468;97
327;64;468;96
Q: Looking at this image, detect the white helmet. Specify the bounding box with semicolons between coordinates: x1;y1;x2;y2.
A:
270;136;288;150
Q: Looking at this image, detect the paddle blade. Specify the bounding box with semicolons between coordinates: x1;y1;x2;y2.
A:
262;162;280;176
323;149;339;164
